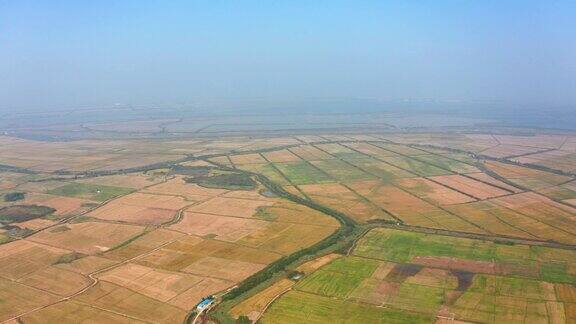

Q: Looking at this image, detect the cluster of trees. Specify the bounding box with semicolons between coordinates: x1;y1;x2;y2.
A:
3;192;25;202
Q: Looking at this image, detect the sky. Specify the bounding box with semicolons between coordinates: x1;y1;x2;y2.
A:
1;0;575;112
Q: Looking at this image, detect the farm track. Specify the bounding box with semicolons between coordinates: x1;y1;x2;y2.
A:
1;138;575;323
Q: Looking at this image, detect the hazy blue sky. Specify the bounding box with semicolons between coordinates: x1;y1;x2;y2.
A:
1;1;575;111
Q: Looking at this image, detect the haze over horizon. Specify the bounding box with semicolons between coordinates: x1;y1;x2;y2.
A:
1;1;575;113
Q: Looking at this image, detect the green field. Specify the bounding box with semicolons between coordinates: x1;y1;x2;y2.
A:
259;228;576;323
309;160;373;181
261;290;432;324
297;257;380;298
354;228;576;284
237;163;290;185
274;161;333;185
48;183;134;201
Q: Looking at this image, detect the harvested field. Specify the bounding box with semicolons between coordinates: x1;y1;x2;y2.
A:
89;204;176;225
231;279;294;321
169;212;266;241
103;229;184;261
254;203;340;226
299;182;395;222
75;281;188;323
98;263;207;302
183;256;265;282
143;177;228;200
481;144;545;158
0;278;60;322
372;143;431;156
484;161;571;190
412;155;480;174
229;153;268;165
55;255;118;275
490;192;576;243
18;300;141;323
261;150;301;163
288;145;333;160
342;142;401;157
87;192;191;225
0;240;70;280
379;156;452;176
466;172;524;193
137;237;281;272
430;174;510;199
167;277;232;310
446;201;546;240
19;266;91;296
29;221;144;254
296;253;342;274
188;196;275;218
240;223;337;255
395;177;476;205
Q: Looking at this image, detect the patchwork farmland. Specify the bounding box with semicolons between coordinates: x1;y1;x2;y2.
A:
0;131;575;323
